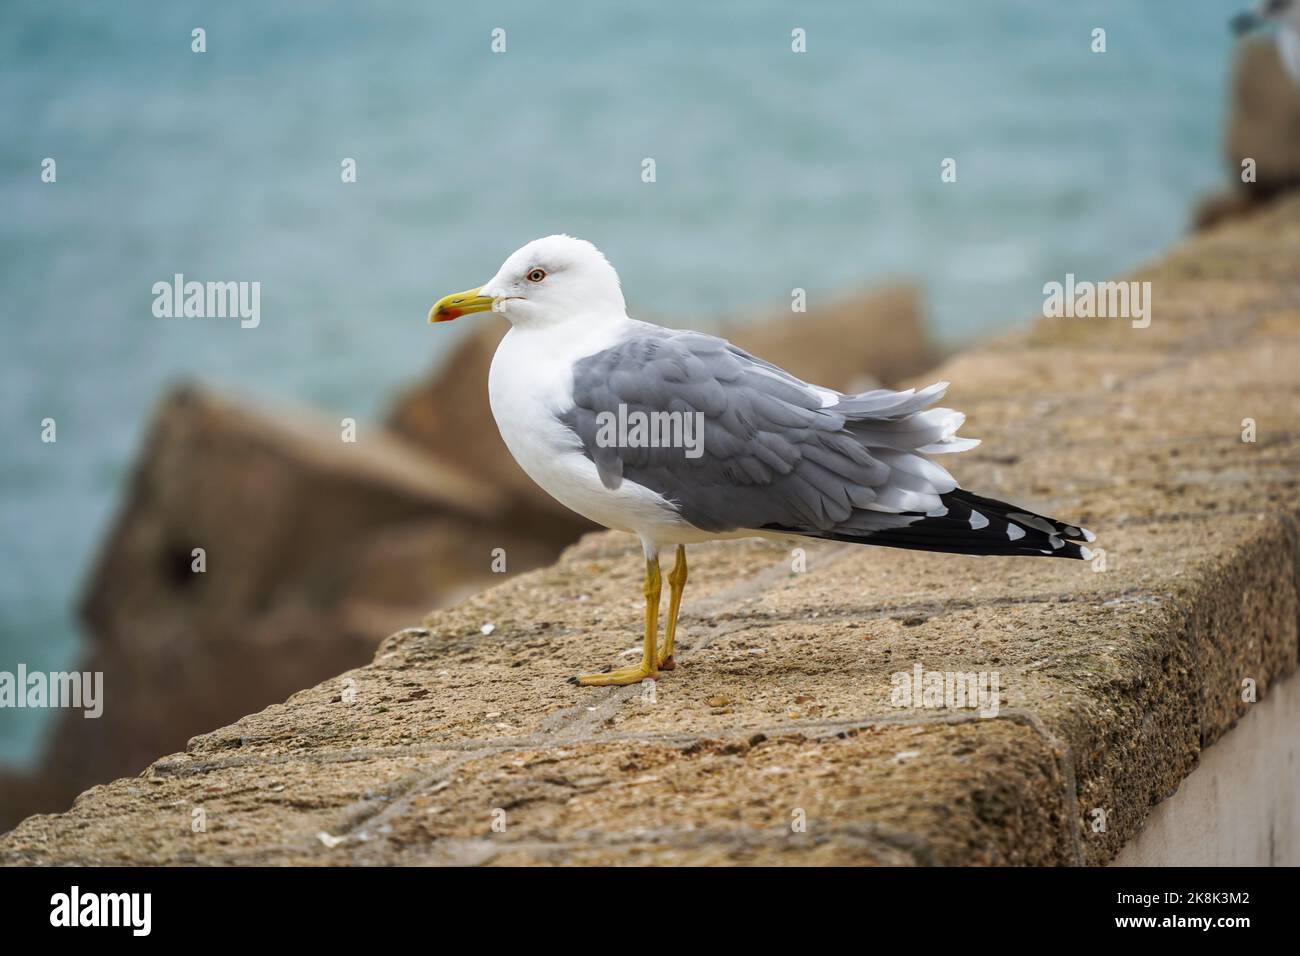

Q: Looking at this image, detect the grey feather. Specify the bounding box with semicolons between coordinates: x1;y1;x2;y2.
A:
558;327;964;534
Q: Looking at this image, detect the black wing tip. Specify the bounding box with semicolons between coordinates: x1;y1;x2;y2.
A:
767;488;1098;560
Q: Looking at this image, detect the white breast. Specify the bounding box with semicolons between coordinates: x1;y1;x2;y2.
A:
487;320;702;544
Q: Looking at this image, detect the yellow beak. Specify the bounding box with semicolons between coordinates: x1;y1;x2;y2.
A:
428;287;494;323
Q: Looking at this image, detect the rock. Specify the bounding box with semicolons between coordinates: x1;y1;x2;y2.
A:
1191;190;1259;232
81;384;505;634
724;283;938;391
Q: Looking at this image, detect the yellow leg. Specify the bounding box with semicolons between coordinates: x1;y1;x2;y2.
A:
573;554;661;686
658;545;687;670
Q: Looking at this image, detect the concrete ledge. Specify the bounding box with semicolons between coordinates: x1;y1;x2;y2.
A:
4;196;1299;865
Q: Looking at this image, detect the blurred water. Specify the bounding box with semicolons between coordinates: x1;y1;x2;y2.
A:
0;1;1233;764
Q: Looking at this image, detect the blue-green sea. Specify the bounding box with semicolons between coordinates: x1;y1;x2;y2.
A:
0;1;1238;764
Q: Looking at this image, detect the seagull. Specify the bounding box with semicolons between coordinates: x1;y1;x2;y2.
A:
1234;0;1300;83
429;236;1094;687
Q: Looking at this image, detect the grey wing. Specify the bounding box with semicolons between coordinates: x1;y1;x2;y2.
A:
559;329;975;535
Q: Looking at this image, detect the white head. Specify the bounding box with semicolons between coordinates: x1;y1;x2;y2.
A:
1235;0;1300;83
1235;0;1300;37
429;235;626;329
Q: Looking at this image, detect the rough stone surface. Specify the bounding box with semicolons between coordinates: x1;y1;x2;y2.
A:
4;197;1300;865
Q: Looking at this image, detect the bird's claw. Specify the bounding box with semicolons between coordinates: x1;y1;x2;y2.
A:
571;663;659;687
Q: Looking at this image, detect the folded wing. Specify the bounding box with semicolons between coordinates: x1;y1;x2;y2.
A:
560;327;1091;558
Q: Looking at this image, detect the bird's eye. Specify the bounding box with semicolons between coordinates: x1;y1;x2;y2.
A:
526;268;547;283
